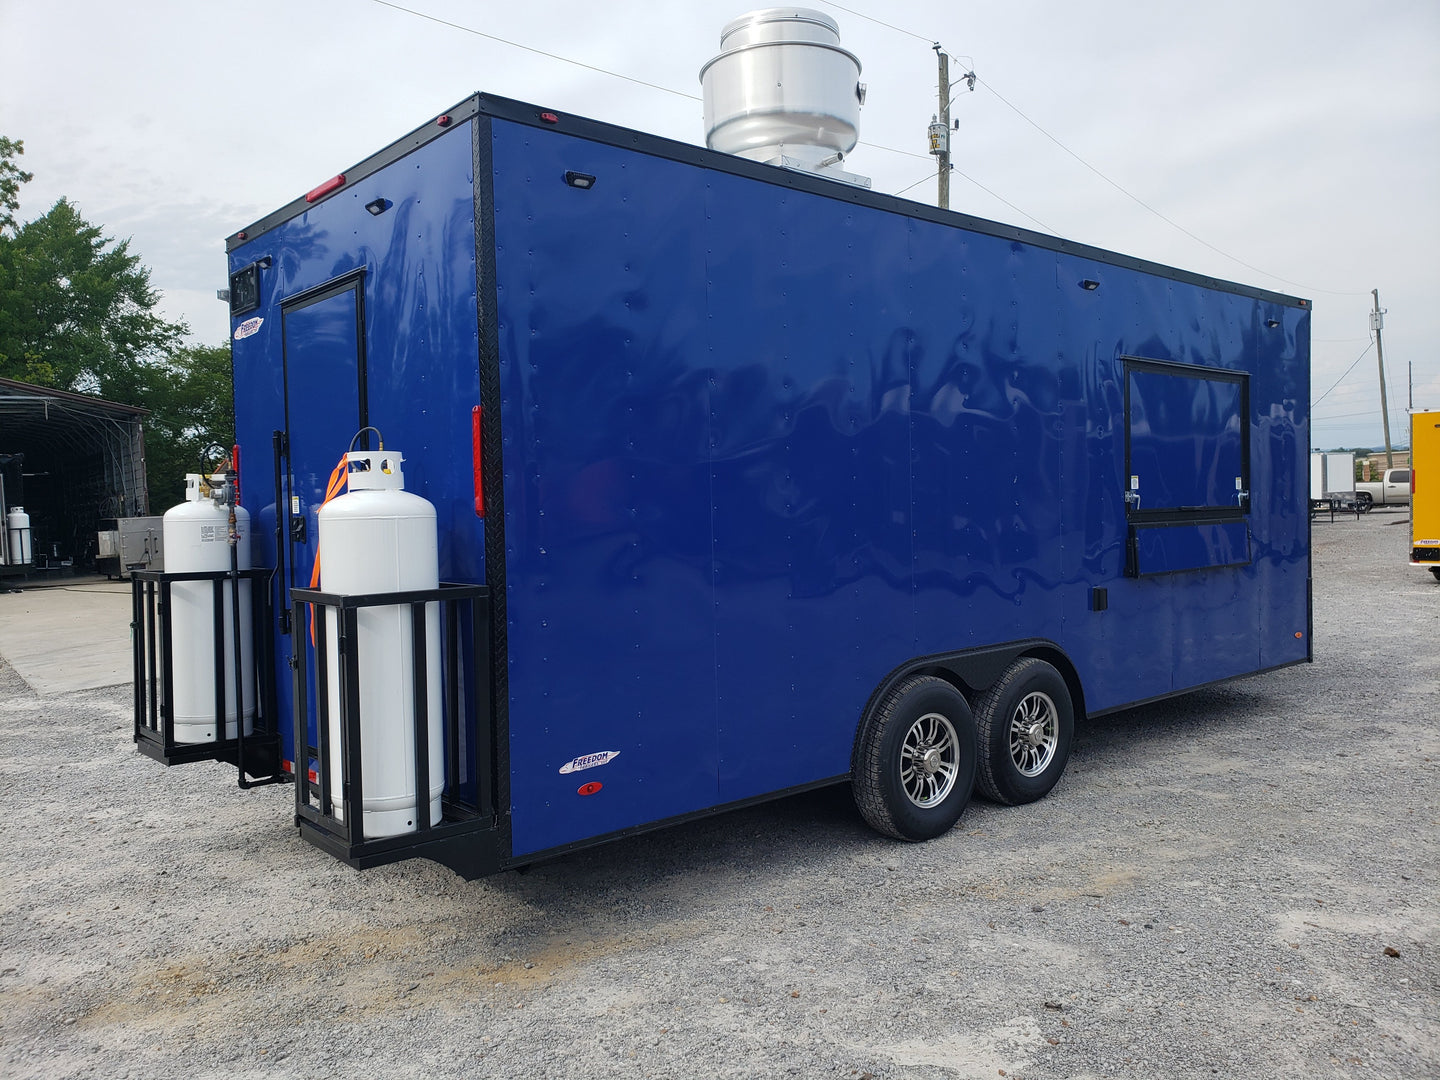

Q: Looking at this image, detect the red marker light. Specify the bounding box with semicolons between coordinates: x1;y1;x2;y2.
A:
577;781;603;796
437;114;452;127
471;405;485;517
230;444;241;503
305;174;347;203
540;112;559;124
237;231;247;240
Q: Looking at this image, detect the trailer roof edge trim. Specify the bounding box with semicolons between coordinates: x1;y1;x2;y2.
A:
226;92;1307;311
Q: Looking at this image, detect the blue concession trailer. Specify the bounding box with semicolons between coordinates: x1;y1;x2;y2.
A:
163;93;1311;876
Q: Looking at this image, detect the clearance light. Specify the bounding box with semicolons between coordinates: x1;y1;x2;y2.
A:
564;171;596;190
471;405;485;518
305;174;346;203
578;781;603;796
540;111;559;124
1080;279;1100;291
436;114;452;127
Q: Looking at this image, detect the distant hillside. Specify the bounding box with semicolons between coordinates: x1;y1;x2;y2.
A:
1318;446;1410;454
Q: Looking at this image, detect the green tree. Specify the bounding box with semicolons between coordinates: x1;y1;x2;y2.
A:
0;196;188;391
1;136;33;235
139;342;235;509
0;137;230;508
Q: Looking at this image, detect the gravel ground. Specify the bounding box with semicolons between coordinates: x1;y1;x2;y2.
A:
1;508;1436;1080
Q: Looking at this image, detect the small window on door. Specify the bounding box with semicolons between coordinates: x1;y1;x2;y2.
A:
1125;358;1249;517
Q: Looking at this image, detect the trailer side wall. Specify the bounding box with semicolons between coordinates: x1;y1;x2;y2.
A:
487;120;1310;856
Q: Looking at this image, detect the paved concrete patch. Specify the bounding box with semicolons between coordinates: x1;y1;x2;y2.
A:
0;581;133;695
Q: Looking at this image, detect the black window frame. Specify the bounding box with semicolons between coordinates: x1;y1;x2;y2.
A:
1122;356;1251;525
229;262;264;317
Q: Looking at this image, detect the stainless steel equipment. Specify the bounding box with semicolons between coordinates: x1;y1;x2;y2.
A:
96;516;164;578
700;7;870;188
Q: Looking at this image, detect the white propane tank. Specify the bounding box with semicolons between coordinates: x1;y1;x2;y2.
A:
5;507;32;565
320;449;443;839
162;474;254;742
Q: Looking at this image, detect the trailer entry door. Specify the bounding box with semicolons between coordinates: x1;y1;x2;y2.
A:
280;272;369;589
1124;358;1250;576
279;272;369;746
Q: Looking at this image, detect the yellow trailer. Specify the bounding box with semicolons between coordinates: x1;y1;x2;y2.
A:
1412;409;1440;581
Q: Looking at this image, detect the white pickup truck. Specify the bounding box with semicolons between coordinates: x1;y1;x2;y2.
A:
1355;468;1411;509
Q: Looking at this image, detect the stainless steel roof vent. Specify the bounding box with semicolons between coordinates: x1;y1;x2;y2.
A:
700;8;870;189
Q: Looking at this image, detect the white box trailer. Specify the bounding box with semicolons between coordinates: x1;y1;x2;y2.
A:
1310;451;1355;500
1310;451;1359;517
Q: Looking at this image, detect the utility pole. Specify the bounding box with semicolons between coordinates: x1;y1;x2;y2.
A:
929;45;951;210
1371;289;1393;469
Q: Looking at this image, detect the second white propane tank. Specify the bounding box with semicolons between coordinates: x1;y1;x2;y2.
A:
162;474;255;743
320;449;443;839
5;507;32;565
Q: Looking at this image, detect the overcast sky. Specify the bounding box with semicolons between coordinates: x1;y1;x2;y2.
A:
2;0;1436;449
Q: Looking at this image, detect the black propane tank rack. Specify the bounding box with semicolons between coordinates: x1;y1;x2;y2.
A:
131;568;285;786
288;582;501;877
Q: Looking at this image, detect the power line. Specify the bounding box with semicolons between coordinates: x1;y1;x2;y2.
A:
814;0;934;44
367;0;1058;236
893;172;935;197
810;0;1367;298
871;145;1054;231
367;0;702;102
372;0;1329;283
1312;340;1375;407
861;140;931;162
952;167;1054;232
1312;409;1387;421
973;77;1368;298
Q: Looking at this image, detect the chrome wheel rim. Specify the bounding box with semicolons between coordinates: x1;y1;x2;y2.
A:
900;711;960;808
1009;691;1059;777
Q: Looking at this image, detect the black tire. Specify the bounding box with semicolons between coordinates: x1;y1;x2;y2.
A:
1355;491;1373;512
973;657;1074;806
1430;567;1440;583
852;675;977;841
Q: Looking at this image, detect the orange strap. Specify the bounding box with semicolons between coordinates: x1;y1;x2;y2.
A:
307;455;351;645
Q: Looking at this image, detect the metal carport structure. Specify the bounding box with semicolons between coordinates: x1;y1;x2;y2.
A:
0;377;148;574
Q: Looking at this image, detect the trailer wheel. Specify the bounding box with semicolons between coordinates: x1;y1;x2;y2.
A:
1431;567;1440;583
852;675;976;841
973;657;1074;806
1355;491;1373;512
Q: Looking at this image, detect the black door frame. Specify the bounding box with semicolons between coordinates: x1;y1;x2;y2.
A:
278;268;370;592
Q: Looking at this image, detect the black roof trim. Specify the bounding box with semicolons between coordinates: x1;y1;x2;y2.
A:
227;91;1309;310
